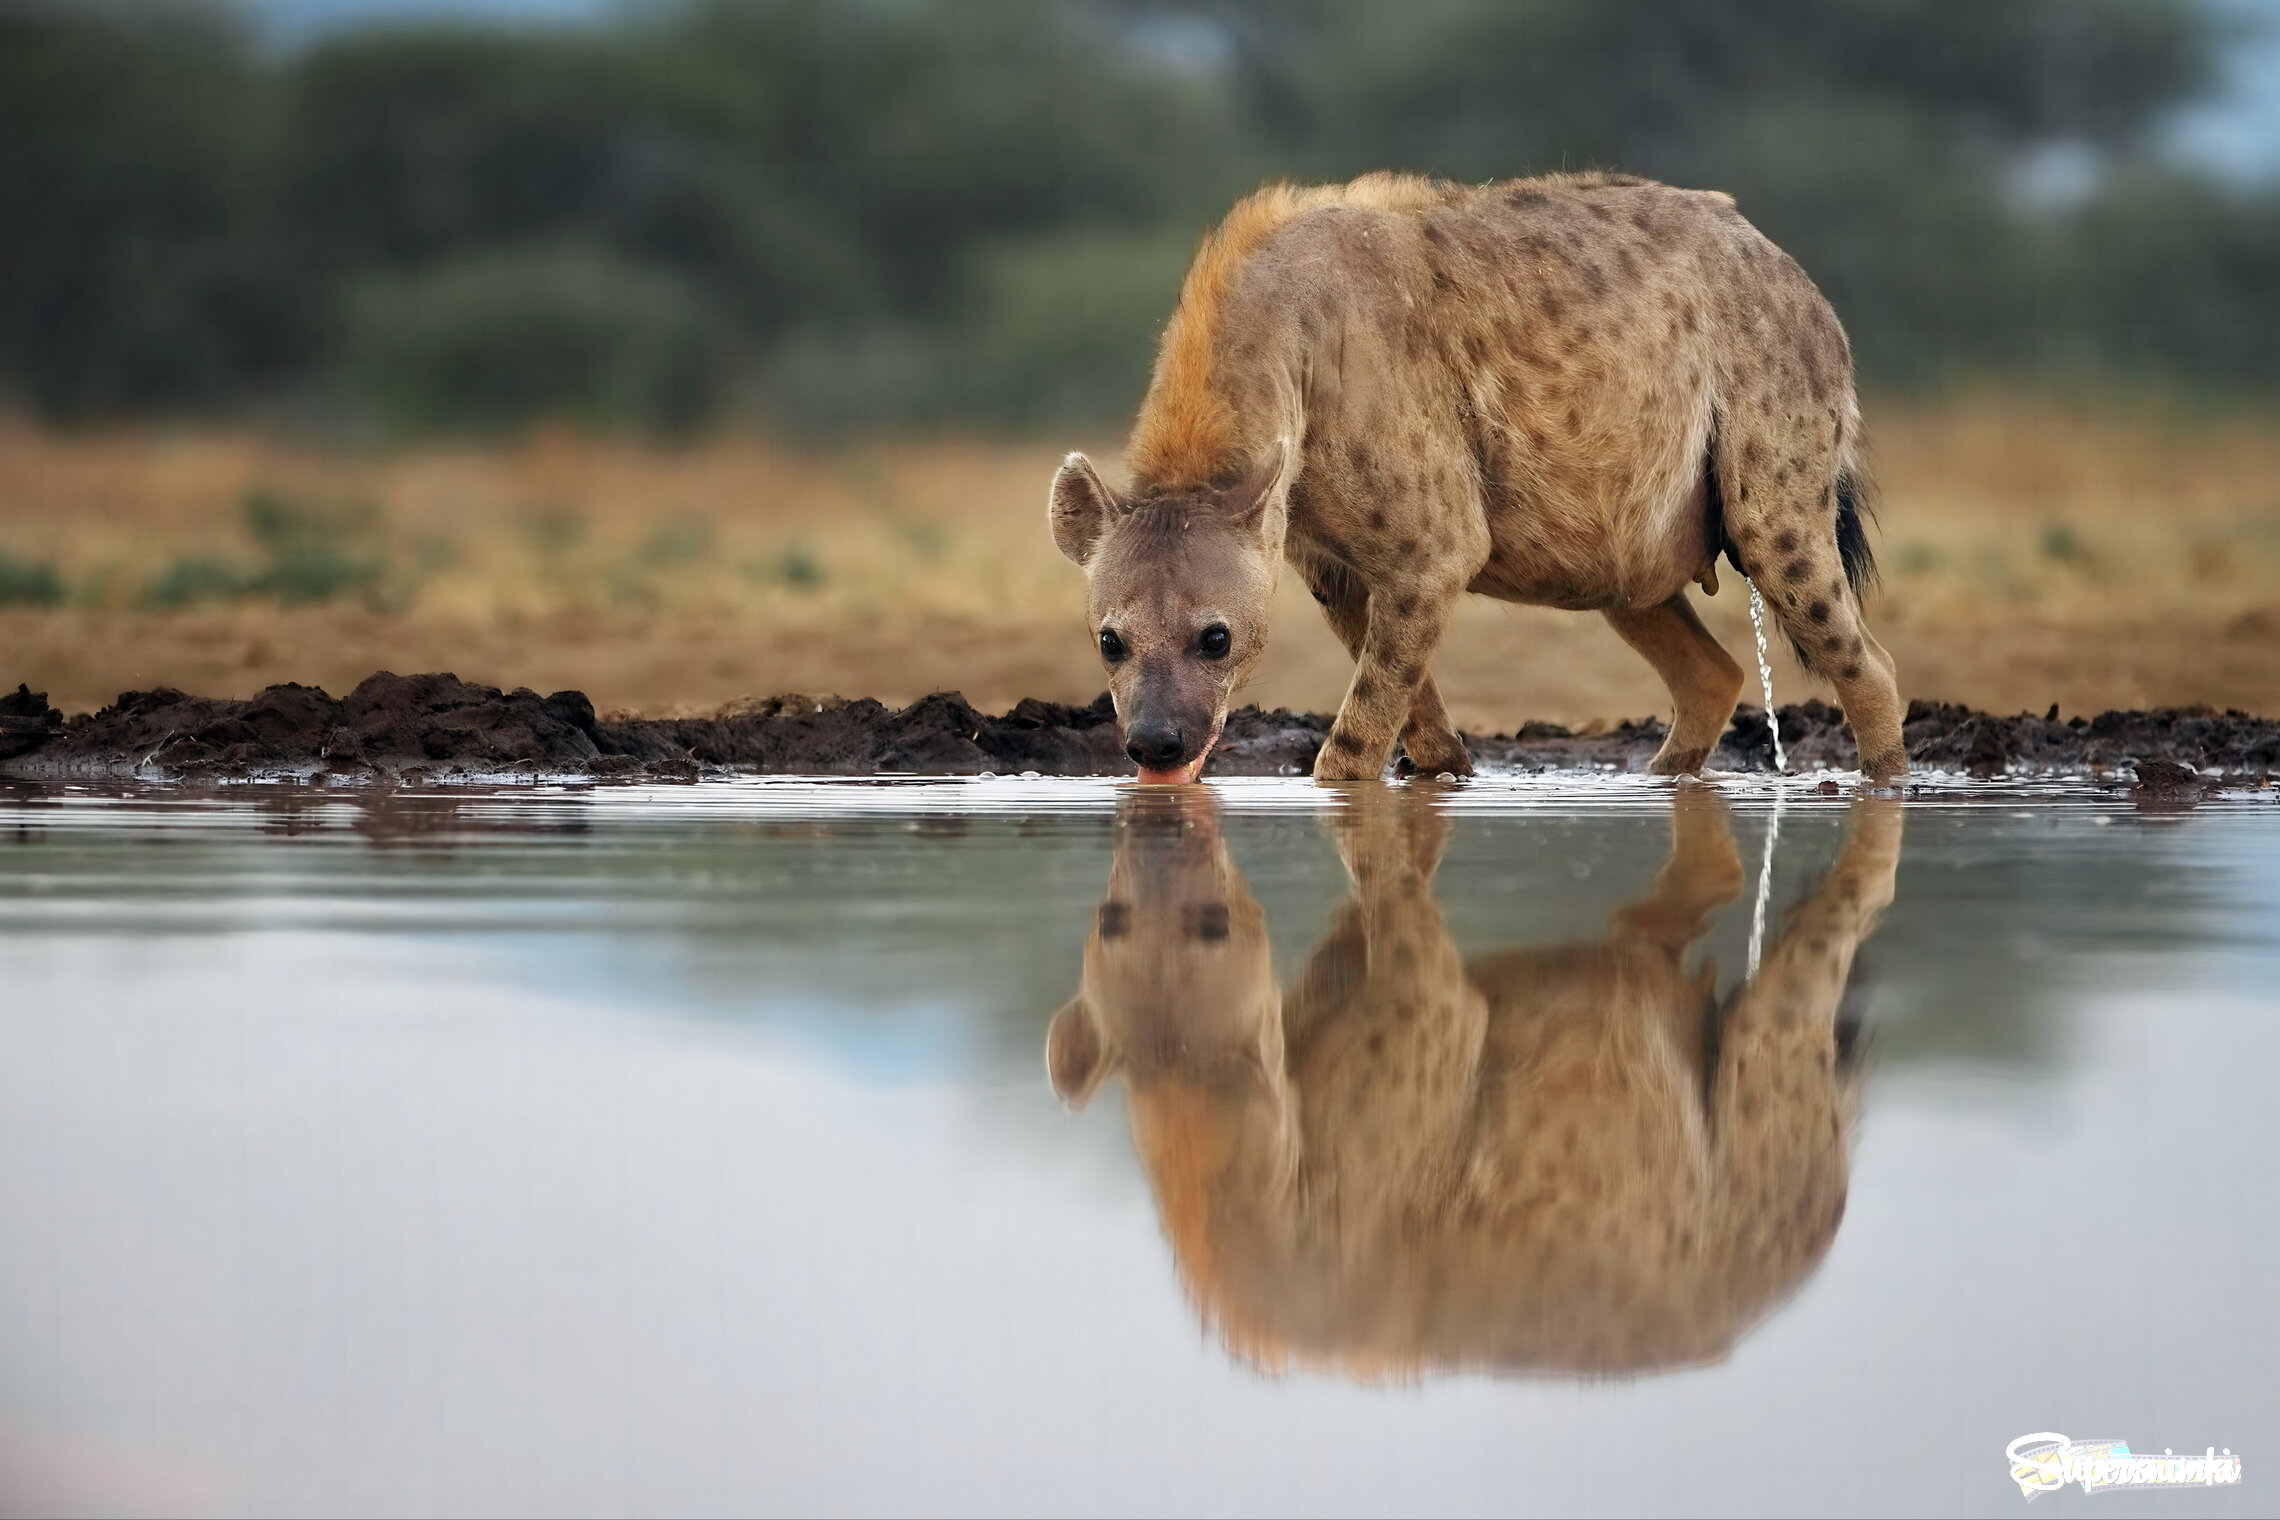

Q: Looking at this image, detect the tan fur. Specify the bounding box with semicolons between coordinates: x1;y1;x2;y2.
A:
1051;171;1909;782
1047;786;1903;1377
1130;174;1463;488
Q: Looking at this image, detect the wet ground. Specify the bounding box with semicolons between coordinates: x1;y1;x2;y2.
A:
8;673;2280;784
0;776;2271;1517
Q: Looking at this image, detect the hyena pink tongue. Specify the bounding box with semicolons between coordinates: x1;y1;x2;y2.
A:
1136;763;1203;785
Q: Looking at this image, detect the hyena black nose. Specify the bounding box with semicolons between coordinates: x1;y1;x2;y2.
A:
1125;721;1185;767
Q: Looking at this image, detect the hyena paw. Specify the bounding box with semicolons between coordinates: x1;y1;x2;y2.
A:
1394;740;1474;780
1310;739;1388;784
1648;744;1711;777
1859;746;1910;783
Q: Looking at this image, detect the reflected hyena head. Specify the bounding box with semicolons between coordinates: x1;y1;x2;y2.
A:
1046;791;1283;1109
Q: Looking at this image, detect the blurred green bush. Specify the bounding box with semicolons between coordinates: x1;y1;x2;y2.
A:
343;246;727;434
0;554;67;607
0;0;2274;434
141;488;397;609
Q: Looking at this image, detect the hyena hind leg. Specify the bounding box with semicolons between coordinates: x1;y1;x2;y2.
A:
1725;489;1908;780
1603;596;1746;776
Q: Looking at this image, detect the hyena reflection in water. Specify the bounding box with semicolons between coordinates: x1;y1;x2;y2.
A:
1046;787;1902;1377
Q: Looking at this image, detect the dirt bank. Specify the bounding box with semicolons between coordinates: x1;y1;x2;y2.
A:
4;672;2277;787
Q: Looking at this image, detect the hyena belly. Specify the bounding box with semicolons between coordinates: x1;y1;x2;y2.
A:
1240;184;1757;617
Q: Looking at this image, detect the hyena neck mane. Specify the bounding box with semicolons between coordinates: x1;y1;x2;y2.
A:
1125;172;1461;492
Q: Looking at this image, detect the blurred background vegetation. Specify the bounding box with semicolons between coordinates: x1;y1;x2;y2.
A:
6;0;2280;727
3;0;2277;438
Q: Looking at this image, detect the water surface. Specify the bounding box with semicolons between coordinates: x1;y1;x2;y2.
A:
0;778;2271;1518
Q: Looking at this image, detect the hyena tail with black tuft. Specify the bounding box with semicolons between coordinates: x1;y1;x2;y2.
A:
1834;468;1877;595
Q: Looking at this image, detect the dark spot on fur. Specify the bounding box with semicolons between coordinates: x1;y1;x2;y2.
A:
1395;593;1419;615
1784;558;1811;581
1397;536;1420;556
1329;729;1366;754
1539;292;1565;323
1580;261;1608;298
1809;600;1830;623
1797;333;1829;400
1773;529;1799;553
1097;902;1128;938
1368;509;1386;530
1841;663;1861;680
1616;246;1639;278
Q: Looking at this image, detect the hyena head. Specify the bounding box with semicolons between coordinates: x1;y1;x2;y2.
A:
1045;791;1284;1113
1048;442;1294;784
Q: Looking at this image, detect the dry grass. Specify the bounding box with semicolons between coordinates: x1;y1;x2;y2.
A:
4;398;2278;725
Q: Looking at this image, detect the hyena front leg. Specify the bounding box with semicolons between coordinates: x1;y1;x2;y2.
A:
1313;577;1463;784
1303;561;1473;778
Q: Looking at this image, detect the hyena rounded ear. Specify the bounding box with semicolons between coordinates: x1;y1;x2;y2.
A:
1221;436;1297;531
1049;453;1123;565
1045;994;1117;1110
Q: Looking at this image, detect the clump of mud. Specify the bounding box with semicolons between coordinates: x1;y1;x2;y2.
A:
3;672;2276;786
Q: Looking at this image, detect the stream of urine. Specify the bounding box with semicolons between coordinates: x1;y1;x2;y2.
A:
1746;578;1787;775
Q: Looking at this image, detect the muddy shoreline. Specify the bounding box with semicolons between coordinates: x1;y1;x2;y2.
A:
4;671;2277;788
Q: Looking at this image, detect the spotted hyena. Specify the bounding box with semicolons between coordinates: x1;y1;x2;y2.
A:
1046;786;1903;1375
1049;172;1905;783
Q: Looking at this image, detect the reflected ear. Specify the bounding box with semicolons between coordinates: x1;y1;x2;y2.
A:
1049;453;1122;565
1046;994;1118;1110
1220;437;1296;533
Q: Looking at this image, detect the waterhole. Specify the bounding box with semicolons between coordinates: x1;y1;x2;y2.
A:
0;778;2270;1517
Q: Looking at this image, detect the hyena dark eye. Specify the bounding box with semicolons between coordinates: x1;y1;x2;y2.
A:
1197;624;1231;659
1097;901;1130;939
1099;628;1127;663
